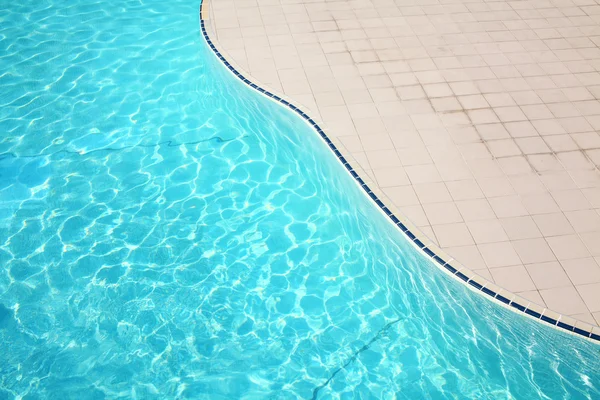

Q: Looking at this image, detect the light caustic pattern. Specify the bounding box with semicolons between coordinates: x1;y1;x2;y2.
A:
0;0;599;398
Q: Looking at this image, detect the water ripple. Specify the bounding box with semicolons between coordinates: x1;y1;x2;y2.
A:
0;0;598;399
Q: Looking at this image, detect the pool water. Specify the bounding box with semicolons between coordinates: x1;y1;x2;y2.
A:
0;0;599;398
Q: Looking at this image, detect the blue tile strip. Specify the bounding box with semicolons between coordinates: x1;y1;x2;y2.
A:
198;3;598;343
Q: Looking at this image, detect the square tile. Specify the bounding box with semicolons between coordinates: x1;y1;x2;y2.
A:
476;124;510;140
490;266;537;292
512;238;557;264
564;210;600;233
544;135;579;152
400;204;430;227
508;173;548;195
467;159;504;178
497;156;533;176
561;258;600;285
580;232;600;257
495;106;527;122
532;213;575;236
540;171;577;191
466;220;509;244
577;283;600;312
515;137;551;154
458;143;492;160
468;109;500;124
478;242;522;268
446;180;484;200
551;189;592;211
489;196;529;218
487;139;522;157
404;164;442;184
423;83;453;98
373;167;411;187
516;290;546;307
526;262;570;290
456;198;496;221
505;121;539;138
444;245;487;270
423;202;463;225
500;216;543;240
556;151;594;170
413;182;452;204
546;235;590;260
433;223;474;247
527;154;563;172
521;193;561;215
539;286;589;315
367;149;402;169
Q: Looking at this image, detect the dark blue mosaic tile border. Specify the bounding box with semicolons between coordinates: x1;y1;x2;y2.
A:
198;3;599;343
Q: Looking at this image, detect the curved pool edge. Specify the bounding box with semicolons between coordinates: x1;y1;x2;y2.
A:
198;2;600;343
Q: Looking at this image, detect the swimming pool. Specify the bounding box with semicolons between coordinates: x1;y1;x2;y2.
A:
0;0;599;398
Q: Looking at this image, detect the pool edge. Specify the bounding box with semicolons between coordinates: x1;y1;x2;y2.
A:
198;2;600;343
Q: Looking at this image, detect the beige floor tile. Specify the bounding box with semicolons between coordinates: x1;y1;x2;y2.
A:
383;185;419;207
509;175;548;196
444;245;487;270
580;232;600;257
561;258;600;285
456;199;496;222
446;180;485;201
396;146;432;166
490;266;537;292
477;177;516;198
423;202;463;225
526;262;570;290
478;242;522;268
539;286;589;315
373;167;410;188
532;213;575;236
476;268;494;282
540;171;578;191
476;123;510;140
521;193;561;215
496;156;532;176
515;137;551;155
489;195;529;218
400;204;430;227
361;134;395;152
500;216;543;240
413;182;452;204
487;139;522;157
433;223;475;248
513;238;557;264
404;164;442;184
544;135;579;152
367;149;402;169
551;189;592;211
466;220;509;244
528;154;563;172
570;313;598;325
556;151;595;170
546;234;590;260
516;290;546;307
576;283;600;312
505;121;539;138
564;210;600;233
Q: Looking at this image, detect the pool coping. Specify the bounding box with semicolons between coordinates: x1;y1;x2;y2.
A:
199;2;600;343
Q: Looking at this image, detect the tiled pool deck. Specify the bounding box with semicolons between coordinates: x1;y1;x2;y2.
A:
205;0;600;328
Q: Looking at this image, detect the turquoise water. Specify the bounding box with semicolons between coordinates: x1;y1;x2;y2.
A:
0;0;599;398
